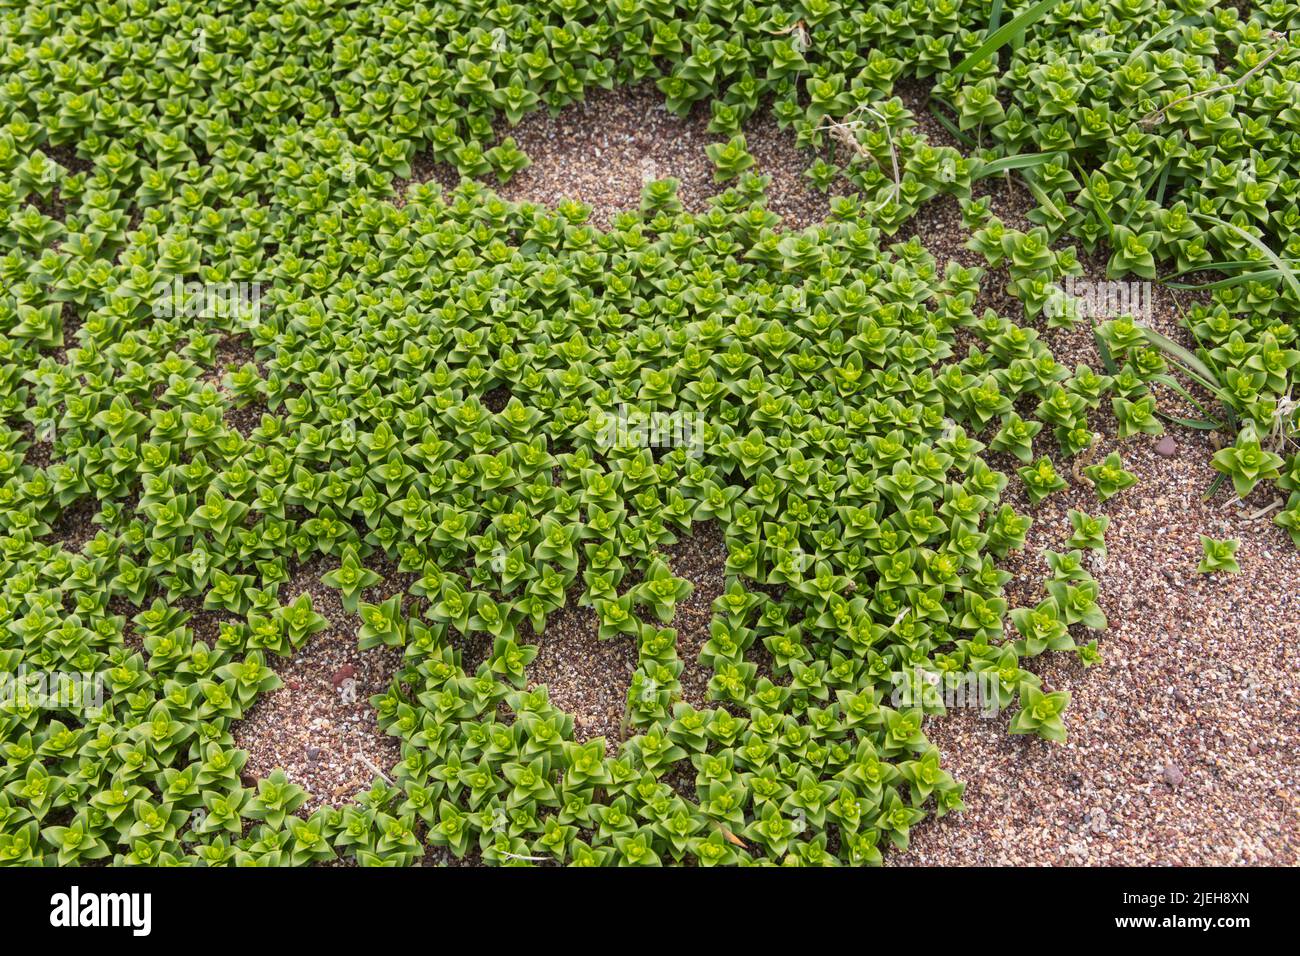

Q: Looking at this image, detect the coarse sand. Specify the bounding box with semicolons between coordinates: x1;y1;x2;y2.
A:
896;419;1300;866
396;82;834;231
233;556;407;815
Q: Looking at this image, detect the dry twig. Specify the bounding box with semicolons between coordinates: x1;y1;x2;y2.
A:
1140;32;1290;128
767;19;810;52
1238;498;1284;521
1071;434;1102;487
354;753;393;784
817;104;901;202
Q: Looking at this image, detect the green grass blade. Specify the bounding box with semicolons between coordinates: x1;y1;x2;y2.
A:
952;0;1060;76
1139;327;1219;387
1158;413;1223;431
1093;326;1117;375
986;0;1006;38
1153;158;1173;206
1158;258;1294;280
926;101;977;146
1151;373;1218;420
1019;176;1067;225
1193;214;1300;301
1202;472;1228;502
972;151;1062;179
1163;269;1290;291
1125;16;1202;63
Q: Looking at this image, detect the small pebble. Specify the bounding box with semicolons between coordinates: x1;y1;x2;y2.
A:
1162;762;1185;788
1155;435;1177;457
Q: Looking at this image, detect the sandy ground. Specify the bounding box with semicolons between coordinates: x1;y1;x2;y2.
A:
397;83;833;231
232;557;407;815
522;521;728;754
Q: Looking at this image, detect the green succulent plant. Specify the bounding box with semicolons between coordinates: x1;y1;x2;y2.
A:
705;134;755;182
1019;456;1067;505
1211;429;1285;499
1066;509;1109;552
1198;536;1241;574
1009;683;1071;743
1084;452;1138;501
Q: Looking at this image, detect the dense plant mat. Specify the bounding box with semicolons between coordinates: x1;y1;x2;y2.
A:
1;0;1298;866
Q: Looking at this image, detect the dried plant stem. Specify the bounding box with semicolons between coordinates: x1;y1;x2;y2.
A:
1140;31;1290;128
354;753;393;784
714;823;749;848
331;775;363;797
1239;498;1284;521
818;104;901;202
1268;394;1299;455
767;19;810;52
1071;434;1102;487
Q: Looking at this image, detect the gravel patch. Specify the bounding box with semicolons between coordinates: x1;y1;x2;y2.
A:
525;598;637;753
488;83;832;231
233;557;405;815
662;520;729;709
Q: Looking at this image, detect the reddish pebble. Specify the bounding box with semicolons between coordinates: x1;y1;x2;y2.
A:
1155;436;1177;457
331;663;355;687
1162;762;1185;787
